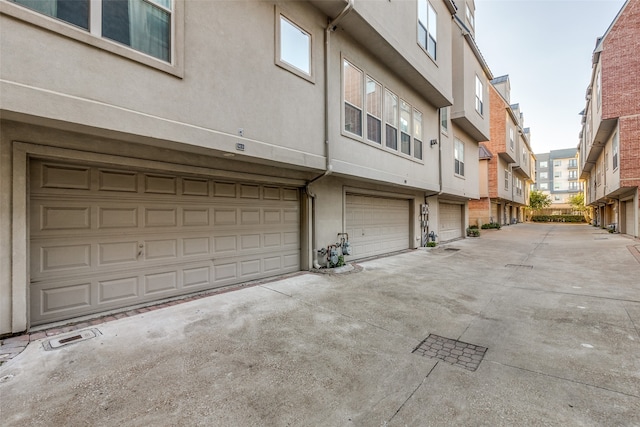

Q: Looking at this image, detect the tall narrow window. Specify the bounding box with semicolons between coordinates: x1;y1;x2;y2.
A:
385;90;398;150
466;5;475;29
596;69;602;110
344;60;363;136
278;15;311;76
612;132;619;169
400;100;412;155
440;107;448;134
414;109;423;160
366;77;382;144
509;128;515;150
504;169;510;189
418;0;437;60
475;75;483;114
454;139;465;176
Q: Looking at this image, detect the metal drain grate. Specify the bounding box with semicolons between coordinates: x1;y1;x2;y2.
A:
444;248;460;252
505;264;533;269
594;237;608;240
43;328;101;351
413;334;487;371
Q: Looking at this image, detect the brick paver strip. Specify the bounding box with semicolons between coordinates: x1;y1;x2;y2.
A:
413;334;488;371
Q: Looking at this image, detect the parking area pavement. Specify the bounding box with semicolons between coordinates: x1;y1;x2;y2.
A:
1;223;639;426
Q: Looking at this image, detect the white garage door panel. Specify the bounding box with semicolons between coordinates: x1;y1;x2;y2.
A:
346;194;410;260
439;202;463;242
30;160;300;325
625;201;634;235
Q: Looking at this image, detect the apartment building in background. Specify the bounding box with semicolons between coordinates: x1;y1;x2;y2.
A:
578;0;639;236
0;0;492;335
534;148;582;214
469;75;535;226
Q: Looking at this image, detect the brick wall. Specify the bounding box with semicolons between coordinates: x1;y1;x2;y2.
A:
619;115;640;189
483;85;507;199
601;0;640;120
468;198;491;226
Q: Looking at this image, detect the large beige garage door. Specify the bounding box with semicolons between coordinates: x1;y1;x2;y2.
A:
345;194;410;260
439;202;463;242
30;160;300;325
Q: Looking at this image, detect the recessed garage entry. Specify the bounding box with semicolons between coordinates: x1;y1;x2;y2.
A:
438;202;464;242
29;160;300;326
345;194;410;260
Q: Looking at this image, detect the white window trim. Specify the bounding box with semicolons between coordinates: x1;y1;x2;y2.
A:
454;139;465;178
275;10;314;83
417;0;437;61
475;75;484;115
3;0;184;77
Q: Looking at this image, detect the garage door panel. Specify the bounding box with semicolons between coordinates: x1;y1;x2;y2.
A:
439;203;463;242
346;194;410;260
30;160;300;325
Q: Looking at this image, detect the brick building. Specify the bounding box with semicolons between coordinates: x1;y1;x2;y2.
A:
579;0;639;236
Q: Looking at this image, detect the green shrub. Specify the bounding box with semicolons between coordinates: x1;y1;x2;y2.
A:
426;241;437;247
466;227;480;237
481;223;501;229
531;215;585;223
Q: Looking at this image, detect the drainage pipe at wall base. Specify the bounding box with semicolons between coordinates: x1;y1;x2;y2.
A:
306;0;354;268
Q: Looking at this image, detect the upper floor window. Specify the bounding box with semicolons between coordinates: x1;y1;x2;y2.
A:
568;170;578;179
366;77;383;144
414;109;423;160
385;90;399;150
343;59;423;161
343;60;363;137
554;171;561;178
509;128;515;150
569;182;579;190
454;139;465;176
440;107;448;134
612;132;619;170
540;161;548;168
12;0;173;62
568;158;577;167
418;0;437;60
540;182;548;190
475;76;483;114
596;69;602;110
554;160;562;167
277;14;312;78
504;169;510;189
540;172;548;179
522;149;527;163
465;5;474;29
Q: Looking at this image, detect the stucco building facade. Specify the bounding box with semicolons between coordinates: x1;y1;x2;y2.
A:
1;0;492;335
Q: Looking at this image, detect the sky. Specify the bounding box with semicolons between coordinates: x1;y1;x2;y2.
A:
474;0;626;154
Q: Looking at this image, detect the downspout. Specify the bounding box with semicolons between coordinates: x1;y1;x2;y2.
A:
306;0;354;268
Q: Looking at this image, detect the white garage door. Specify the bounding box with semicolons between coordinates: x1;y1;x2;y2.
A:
29;160;300;325
345;194;410;260
439;202;463;242
625;200;635;236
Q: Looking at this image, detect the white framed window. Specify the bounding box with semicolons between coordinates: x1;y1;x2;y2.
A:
440;107;448;134
366;77;382;144
277;14;312;79
568;158;577;167
569;182;579;190
540;172;548;179
522;149;527;163
343;60;363;137
454;139;465;176
413;109;423;160
540;161;548;168
475;76;484;114
509;128;515;150
10;0;175;63
466;5;474;29
613;132;619;170
596;69;602;110
569;170;578;179
385;90;399;150
418;0;437;60
554;171;561;178
540;183;548;190
504;169;510;189
554;195;561;201
554;160;562;167
400;100;412;155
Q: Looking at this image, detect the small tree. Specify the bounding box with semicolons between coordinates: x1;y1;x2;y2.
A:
529;190;551;214
567;193;586;213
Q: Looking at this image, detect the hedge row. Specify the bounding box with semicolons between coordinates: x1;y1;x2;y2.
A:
531;215;585;223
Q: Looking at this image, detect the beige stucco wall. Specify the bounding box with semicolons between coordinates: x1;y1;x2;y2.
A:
440;123;480;199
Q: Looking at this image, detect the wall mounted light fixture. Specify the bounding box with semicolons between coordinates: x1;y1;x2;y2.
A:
430;139;438;146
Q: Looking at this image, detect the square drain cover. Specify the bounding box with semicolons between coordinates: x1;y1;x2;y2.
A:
413;334;487;371
43;328;101;351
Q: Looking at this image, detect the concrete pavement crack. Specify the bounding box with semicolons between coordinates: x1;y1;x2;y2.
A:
386;361;439;424
623;303;640;339
488;360;640;399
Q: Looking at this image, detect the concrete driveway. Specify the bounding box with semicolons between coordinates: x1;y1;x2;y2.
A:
1;223;639;426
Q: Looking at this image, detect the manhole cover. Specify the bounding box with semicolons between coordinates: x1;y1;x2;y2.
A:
43;328;101;351
413;334;487;371
505;264;533;269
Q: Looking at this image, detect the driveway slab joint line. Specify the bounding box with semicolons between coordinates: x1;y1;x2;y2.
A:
622;303;640;339
387;361;439;424
489;360;640;399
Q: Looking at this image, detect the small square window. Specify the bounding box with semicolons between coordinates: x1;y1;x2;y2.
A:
277;14;312;80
